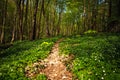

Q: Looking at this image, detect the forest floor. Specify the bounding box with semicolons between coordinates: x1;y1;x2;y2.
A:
1;34;120;80
25;38;73;80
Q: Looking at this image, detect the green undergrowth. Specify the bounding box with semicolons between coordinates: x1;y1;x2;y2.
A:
0;37;58;80
60;34;120;80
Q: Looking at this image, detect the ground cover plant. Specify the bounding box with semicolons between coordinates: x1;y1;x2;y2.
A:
0;0;120;80
0;33;120;80
60;34;120;80
0;37;58;80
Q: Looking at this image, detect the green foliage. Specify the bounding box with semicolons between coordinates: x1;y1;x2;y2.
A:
0;37;58;80
84;30;97;36
60;34;120;80
35;74;47;80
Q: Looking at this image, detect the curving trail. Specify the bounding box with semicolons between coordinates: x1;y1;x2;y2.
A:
25;38;73;80
42;38;72;80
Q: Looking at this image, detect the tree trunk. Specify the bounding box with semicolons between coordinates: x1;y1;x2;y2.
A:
42;0;50;37
24;0;29;39
36;1;43;39
17;0;23;41
1;0;8;44
108;0;112;18
57;11;62;35
32;0;39;40
45;16;50;37
11;25;15;43
83;0;86;32
11;11;17;43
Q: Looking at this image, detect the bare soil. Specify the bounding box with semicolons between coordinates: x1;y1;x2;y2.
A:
25;39;73;80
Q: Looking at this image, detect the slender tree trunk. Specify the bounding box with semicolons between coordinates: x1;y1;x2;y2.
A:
24;0;29;39
11;11;17;43
42;0;50;37
1;19;5;44
17;0;23;41
118;0;120;17
29;0;33;40
57;11;62;35
11;25;15;43
1;0;8;44
52;1;56;36
83;0;86;32
45;17;50;37
32;0;39;40
36;1;43;39
108;0;112;18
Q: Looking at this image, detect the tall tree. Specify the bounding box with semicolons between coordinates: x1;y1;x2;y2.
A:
32;0;39;40
1;0;8;44
15;0;24;41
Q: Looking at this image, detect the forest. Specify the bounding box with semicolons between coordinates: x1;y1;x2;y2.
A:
0;0;120;80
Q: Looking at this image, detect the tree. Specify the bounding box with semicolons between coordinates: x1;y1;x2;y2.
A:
0;0;8;44
15;0;24;41
32;0;39;40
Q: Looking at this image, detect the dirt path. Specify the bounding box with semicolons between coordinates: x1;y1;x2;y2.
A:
25;39;72;80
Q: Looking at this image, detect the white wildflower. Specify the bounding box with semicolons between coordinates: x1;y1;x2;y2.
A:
98;60;100;62
113;71;115;73
88;78;91;80
104;73;106;76
11;69;13;71
102;66;104;68
103;70;105;72
101;77;104;79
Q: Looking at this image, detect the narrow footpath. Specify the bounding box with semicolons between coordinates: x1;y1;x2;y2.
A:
25;39;73;80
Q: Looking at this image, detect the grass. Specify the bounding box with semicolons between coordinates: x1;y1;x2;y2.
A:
0;37;58;80
0;33;120;80
59;34;120;80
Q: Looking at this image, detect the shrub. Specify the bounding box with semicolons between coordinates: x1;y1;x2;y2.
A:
84;30;97;36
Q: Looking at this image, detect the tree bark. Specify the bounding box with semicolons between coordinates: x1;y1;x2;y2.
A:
42;0;50;37
32;0;39;40
17;0;23;41
36;1;43;39
57;11;62;35
11;11;17;43
1;0;8;44
24;0;29;39
108;0;112;18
